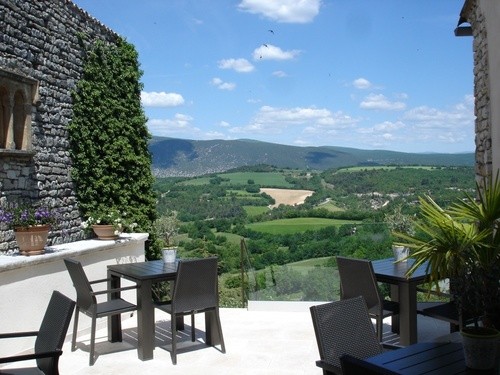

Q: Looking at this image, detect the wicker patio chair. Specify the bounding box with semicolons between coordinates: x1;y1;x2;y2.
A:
336;256;400;342
340;354;400;375
310;296;391;375
0;290;75;375
416;277;476;332
154;257;226;365
64;258;137;366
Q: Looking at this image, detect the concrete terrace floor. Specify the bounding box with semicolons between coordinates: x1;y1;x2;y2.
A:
1;304;453;375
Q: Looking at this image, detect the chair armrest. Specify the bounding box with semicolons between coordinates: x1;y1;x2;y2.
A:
89;277;112;285
416;287;451;298
382;343;403;350
91;284;137;296
0;349;62;364
316;359;341;375
0;331;38;339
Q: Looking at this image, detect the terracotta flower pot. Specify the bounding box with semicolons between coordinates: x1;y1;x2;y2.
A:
14;225;50;255
92;224;119;240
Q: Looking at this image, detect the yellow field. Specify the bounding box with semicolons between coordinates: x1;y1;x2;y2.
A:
260;188;314;208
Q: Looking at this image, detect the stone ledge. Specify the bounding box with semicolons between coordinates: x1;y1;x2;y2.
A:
0;232;149;271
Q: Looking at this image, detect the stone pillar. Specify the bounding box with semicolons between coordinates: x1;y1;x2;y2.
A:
480;0;500;180
4;94;15;150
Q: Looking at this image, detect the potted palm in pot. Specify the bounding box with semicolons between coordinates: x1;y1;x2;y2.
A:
398;177;500;370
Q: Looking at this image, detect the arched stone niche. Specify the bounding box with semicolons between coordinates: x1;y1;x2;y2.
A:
0;69;38;154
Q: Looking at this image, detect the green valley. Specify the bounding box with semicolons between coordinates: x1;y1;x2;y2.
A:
153;165;475;306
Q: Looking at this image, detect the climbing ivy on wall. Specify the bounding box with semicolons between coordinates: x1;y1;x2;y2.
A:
68;37;160;259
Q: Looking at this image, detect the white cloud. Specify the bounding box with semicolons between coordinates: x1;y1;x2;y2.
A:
211;77;236;91
247;98;261;104
272;70;288;77
229;106;358;136
148;114;201;137
353;96;474;149
218;58;254;73
353;78;371;89
253;44;300;61
360;93;406;110
403;101;473;129
374;121;406;132
205;130;226;138
141;91;184;107
238;0;320;23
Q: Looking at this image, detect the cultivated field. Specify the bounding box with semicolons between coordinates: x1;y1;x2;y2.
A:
247;217;360;235
261;188;314;208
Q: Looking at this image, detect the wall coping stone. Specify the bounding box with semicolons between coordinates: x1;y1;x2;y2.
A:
0;232;149;271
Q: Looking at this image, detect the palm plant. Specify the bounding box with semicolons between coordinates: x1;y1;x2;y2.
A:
398;176;500;330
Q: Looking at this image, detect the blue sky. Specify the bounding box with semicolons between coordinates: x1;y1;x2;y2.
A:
72;0;473;153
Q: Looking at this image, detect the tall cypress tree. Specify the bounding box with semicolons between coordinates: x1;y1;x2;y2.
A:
68;37;159;259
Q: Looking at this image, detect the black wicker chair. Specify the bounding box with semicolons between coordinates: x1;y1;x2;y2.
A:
154;257;226;364
0;290;75;375
336;256;400;342
416;277;476;332
310;296;396;375
64;258;137;366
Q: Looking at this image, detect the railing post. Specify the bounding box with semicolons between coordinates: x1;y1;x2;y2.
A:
240;238;245;307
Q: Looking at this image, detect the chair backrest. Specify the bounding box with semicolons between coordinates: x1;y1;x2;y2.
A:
35;290;76;374
172;257;219;314
64;258;97;311
310;296;382;370
340;354;400;375
336;256;382;311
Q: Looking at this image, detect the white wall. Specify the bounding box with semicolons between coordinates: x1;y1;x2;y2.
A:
0;233;147;356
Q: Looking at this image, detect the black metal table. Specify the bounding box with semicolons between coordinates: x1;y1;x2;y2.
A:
107;260;177;360
107;260;224;361
372;258;429;346
366;341;495;374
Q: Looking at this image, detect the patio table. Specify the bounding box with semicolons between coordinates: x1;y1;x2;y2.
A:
365;341;481;374
372;257;428;346
107;260;223;361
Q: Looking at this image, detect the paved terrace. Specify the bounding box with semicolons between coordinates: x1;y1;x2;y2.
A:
1;304;452;375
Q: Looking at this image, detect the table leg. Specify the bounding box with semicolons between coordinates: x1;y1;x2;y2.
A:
108;272;122;342
398;281;418;346
136;279;154;361
176;315;185;330
390;284;400;334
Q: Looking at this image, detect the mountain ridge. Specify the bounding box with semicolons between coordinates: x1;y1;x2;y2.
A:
149;137;474;177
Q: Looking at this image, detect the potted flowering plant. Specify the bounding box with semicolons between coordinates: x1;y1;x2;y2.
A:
81;207;134;240
0;204;58;229
0;203;59;255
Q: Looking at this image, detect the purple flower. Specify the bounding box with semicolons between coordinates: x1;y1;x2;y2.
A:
0;210;14;224
0;204;58;229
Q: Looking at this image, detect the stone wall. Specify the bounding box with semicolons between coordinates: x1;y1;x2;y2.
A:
462;0;491;181
0;0;119;251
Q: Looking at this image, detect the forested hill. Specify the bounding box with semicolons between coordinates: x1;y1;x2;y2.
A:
149;137;474;177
